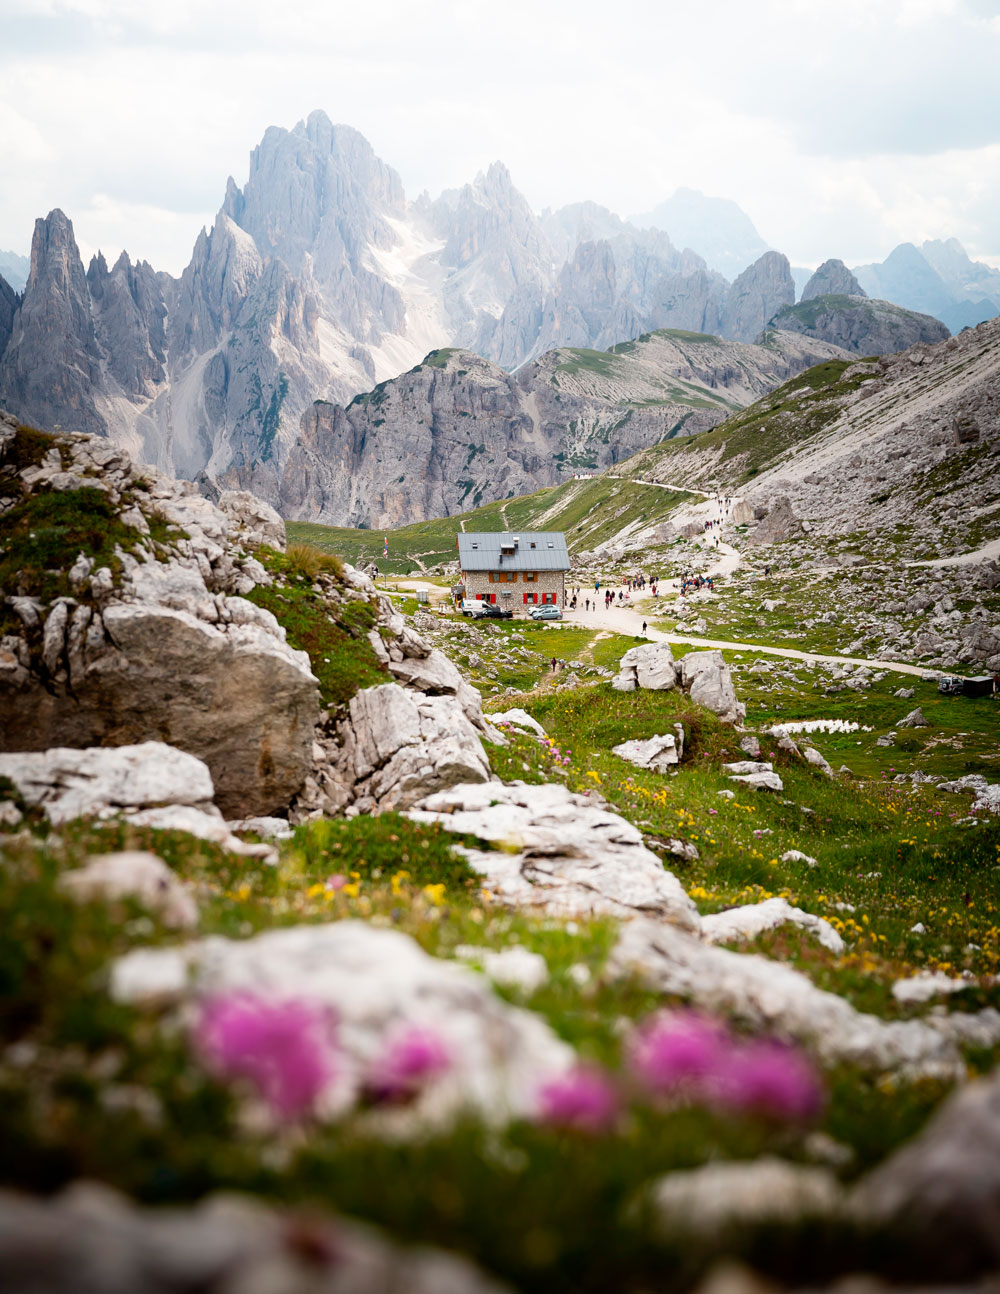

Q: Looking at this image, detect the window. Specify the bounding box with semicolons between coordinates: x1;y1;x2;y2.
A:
523;572;538;582
523;591;538;604
542;591;558;604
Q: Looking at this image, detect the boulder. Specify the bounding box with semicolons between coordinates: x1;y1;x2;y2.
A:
745;496;804;547
408;781;700;930
612;734;679;772
329;684;491;812
680;651;743;724
490;708;546;737
896;707;929;729
728;771;783;792
0;1182;509;1294
111;921;573;1129
610;918;993;1077
802;746;834;777
619;642;678;690
645;1158;842;1238
700;897;844;954
850;1065;1000;1277
58;851;199;929
0;742;214;825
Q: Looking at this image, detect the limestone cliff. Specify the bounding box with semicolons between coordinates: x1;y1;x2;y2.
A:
722;251;796;344
769;295;950;355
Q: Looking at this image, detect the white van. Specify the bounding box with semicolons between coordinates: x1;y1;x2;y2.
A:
460;599;489;617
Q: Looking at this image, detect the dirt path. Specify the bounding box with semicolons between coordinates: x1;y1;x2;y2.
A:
566;601;939;679
910;537;1000;568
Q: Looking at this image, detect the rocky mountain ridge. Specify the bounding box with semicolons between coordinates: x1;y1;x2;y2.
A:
267;329;850;526
0;110;983;511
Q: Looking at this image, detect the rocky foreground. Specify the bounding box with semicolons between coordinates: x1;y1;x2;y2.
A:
2;414;1000;1292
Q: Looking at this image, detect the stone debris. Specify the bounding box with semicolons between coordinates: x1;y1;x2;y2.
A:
408;781;700;930
58;851;199;929
111;921;574;1130
609;918;979;1078
645;1158;842;1238
700;898;845;955
0;1182;509;1294
612;733;679;772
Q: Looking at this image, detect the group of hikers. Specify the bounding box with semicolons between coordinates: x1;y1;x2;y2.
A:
680;573;714;594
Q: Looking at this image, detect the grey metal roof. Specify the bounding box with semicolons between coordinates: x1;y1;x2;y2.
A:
457;531;570;572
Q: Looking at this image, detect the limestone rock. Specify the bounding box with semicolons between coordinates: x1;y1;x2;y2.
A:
850;1065;1000;1277
896;707;929;728
619;641;677;690
58;851;199;929
680;650;743;724
700;897;844;954
111;921;574;1127
800;259;867;301
330;683;491;812
722;251;795;344
216;489;286;551
646;1158;842;1238
745;496;804;547
727;771;784;792
0;742;215;825
0;1182;510;1294
802;746;834;777
610;918;967;1077
612;734;679;772
490;708;546;737
408;781;700;930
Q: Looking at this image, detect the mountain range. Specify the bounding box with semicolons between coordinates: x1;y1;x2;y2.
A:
0;109;996;518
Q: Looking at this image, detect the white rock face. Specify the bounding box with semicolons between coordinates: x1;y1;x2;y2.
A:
111;921;574;1128
612;734;679;772
216;489;286;551
646;1158;842;1237
618;642;678;691
891;972;981;1004
490;708;546;737
0;743;214;825
728;770;784;792
679;650;743;724
408;781;700;930
331;683;491;812
700;897;845;955
610;918;974;1077
58;851;199;929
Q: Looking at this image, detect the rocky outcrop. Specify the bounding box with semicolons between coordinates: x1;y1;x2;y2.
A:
745;495;805;546
800;259;866;301
408;781;701;930
0;1183;510;1294
770;294;950;356
722;251;795;343
612;643;744;725
277;330;849;526
0;416;319;816
111;920;574;1128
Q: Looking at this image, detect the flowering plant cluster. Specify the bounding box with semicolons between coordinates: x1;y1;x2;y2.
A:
535;1010;823;1133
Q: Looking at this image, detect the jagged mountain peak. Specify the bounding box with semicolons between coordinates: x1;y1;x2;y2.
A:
800;258;866;301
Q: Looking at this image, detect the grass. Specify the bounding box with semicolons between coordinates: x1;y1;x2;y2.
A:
244;547;385;712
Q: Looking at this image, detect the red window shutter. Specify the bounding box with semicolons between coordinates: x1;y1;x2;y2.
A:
491;593;497;604
523;592;527;604
476;593;483;600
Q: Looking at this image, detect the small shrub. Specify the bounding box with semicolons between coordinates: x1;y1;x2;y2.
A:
283;543;345;581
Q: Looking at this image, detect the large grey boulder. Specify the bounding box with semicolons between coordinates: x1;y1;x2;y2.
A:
0;429;320;817
0;1182;510;1294
618;642;677;690
326;683;491;813
111;920;574;1130
680;650;743;724
216;489;286;551
408;781;700;930
612;733;680;772
851;1065;1000;1276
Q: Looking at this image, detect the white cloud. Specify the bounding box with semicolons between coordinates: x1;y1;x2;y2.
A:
1;0;998;276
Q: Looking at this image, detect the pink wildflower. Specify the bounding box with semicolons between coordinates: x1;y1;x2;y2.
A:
630;1012;726;1095
194;993;336;1120
717;1040;824;1121
326;874;347;891
366;1025;451;1103
536;1065;618;1132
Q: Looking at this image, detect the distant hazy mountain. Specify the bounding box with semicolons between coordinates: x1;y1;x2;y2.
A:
630;188;770;279
853;239;999;334
0;249;29;293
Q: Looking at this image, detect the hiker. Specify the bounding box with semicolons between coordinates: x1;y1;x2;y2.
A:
550;657;557;673
642;621;647;634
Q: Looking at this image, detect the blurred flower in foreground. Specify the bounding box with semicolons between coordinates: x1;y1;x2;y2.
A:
718;1040;824;1121
194;994;336;1119
366;1025;451;1104
537;1065;618;1132
630;1011;725;1094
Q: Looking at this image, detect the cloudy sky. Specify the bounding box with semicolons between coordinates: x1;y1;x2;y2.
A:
2;0;999;277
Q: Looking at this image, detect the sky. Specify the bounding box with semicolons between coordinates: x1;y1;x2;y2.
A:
1;0;999;277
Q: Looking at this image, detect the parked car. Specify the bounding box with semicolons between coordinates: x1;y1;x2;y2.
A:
480;602;513;620
530;606;562;621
